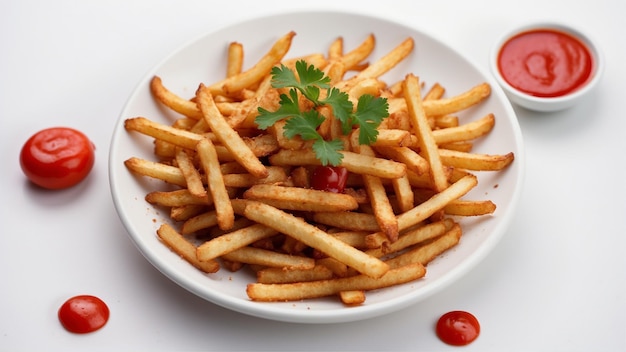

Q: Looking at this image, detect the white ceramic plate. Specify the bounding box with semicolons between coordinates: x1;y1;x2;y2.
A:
109;10;524;324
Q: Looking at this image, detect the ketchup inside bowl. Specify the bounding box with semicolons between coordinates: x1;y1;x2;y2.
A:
497;28;594;98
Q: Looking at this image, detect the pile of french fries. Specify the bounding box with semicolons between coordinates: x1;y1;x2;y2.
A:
123;31;514;305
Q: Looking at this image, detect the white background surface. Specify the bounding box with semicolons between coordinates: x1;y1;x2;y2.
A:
1;0;624;351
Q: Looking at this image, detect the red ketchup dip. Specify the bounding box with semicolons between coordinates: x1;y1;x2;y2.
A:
497;28;593;98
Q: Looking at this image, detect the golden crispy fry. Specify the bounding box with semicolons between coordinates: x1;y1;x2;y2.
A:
385;223;462;268
125;117;203;150
125;157;186;187
175;148;206;198
432;113;495;145
223;246;315;269
207;31;296;96
351;135;398;242
226;42;244;78
374;146;429;175
150;76;203;119
422;83;491;116
313;211;380;232
328;37;343;60
181;210;218;235
347;37;414;85
156;223;219;273
444;200;497;216
196;84;269;178
170;204;207;222
403;74;448;192
243;184;358;212
221;166;288;188
439;149;515;171
196;224;278;262
197;138;234;230
146;189;212;207
391;174;414;213
269;149;406;179
243;201;389;278
423;82;445;100
370;129;412;147
246;262;424;302
339;290;366;305
366;219;452;258
256;265;334;284
366;174;477;248
338;34;375;71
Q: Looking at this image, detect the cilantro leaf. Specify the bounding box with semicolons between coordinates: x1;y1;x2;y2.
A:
254;60;389;167
321;87;354;134
312;139;344;166
295;60;330;103
283;110;325;140
353;94;389;145
256;90;300;130
267;65;299;89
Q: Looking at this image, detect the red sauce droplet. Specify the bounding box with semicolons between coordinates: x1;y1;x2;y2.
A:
436;310;480;346
498;29;593;97
310;166;348;193
58;295;110;334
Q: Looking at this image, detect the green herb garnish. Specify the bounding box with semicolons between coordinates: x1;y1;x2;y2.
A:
256;60;389;166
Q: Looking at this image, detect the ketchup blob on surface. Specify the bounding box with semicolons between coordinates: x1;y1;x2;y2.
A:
58;295;110;334
436;310;480;346
497;28;593;98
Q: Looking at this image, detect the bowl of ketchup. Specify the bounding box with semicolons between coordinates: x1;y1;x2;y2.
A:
490;22;604;112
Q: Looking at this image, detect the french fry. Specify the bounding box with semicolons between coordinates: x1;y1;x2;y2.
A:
175;148;206;198
366;219;452;258
339;290;366;305
181;210;218;235
223;246;315;269
146;189;212;207
221;166;288;188
125;157;186;187
391;174;414;213
156;223;219;273
374;145;429;175
438;149;515;171
196;224;278;262
351;134;398;242
246;262;425;302
432;113;495;145
226;42;244;78
403;74;448;192
243;184;359;212
444;200;497;216
256;265;334;284
125;117;203;150
313;211;381;232
269;149;406;179
423;82;445;100
207;31;296;96
366;174;477;248
197;138;234;230
243;201;389;278
337;34;375;71
346;37;414;85
385;223;462;268
150;76;203;119
422;82;491;116
196;84;269;178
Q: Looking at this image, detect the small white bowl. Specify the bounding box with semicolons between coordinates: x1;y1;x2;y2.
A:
490;22;604;112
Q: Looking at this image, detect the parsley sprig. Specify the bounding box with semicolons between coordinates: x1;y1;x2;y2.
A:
256;60;389;166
